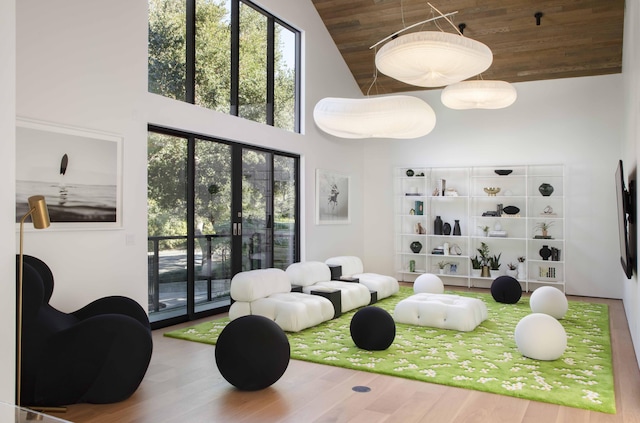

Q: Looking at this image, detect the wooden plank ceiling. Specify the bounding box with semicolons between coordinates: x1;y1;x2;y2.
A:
310;0;625;95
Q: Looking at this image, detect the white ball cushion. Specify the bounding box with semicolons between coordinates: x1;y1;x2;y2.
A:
286;261;331;287
414;273;444;294
393;293;488;332
529;286;568;319
514;313;567;360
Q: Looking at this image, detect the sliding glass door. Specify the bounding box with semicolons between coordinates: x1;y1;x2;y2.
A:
147;126;299;327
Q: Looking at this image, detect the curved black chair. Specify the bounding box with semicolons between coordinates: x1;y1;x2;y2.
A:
17;255;153;406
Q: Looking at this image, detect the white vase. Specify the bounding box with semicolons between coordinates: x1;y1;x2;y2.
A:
506;269;518;278
517;263;526;280
471;269;481;277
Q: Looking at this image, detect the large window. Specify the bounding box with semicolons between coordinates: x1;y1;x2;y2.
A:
149;0;300;132
147;126;300;328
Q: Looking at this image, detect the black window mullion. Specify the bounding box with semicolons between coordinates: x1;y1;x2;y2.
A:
186;135;196;319
266;17;275;126
186;0;196;104
230;0;240;116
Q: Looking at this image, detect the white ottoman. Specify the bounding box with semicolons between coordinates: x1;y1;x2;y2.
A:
529;286;568;319
393;293;488;332
515;313;567;360
413;273;444;294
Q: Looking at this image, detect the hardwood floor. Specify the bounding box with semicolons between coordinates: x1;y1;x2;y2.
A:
59;286;640;423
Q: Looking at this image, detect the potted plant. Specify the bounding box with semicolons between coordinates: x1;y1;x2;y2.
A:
489;252;502;276
517;256;526;279
535;221;555;238
478;225;489;237
477;242;491;277
436;260;451;275
470;255;482;277
506;262;518;278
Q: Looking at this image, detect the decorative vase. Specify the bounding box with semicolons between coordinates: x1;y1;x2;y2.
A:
443;222;452;235
539;245;552;260
538;183;554;196
507;269;518;278
434;216;443;235
453;220;461;236
406;169;414;177
439;268;445;275
410;241;423;253
409;260;415;272
481;265;491;278
471;269;482;277
517;262;526;279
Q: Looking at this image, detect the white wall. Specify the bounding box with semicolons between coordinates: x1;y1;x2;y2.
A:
0;0;16;406
622;0;640;367
361;74;625;299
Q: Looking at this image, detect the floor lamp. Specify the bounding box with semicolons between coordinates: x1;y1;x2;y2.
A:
17;195;50;410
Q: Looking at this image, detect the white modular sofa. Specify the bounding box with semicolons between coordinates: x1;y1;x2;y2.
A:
229;268;334;332
285;261;371;314
324;256;400;300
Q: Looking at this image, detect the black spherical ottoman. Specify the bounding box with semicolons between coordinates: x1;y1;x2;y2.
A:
491;275;522;304
350;306;396;351
215;315;290;390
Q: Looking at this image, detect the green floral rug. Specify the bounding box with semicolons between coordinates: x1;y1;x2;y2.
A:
164;287;615;413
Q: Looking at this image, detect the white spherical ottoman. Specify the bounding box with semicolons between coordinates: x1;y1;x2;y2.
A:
530;286;568;319
514;313;567;360
413;273;444;294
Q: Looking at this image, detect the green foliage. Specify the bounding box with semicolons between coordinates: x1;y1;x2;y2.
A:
477;242;491;266
489;253;502;270
470;255;482;270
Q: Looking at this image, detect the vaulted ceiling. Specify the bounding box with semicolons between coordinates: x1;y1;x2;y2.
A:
311;0;625;95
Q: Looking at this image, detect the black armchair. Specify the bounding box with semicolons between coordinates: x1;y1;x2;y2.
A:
17;255;153;406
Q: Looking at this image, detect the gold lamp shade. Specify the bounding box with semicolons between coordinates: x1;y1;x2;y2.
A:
27;195;51;229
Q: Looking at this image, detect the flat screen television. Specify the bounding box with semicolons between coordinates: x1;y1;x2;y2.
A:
616;159;635;279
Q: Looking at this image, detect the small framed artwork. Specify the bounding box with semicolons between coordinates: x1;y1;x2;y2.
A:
16;118;123;230
316;169;350;224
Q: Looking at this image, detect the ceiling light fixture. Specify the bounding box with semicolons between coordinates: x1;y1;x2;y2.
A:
313;96;436;139
373;3;493;88
441;80;517;110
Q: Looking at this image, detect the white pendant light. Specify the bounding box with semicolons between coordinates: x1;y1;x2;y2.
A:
313;96;436;139
375;31;493;87
441;80;517;109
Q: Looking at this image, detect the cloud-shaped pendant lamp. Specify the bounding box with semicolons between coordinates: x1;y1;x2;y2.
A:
313;95;436;139
441;80;517;109
375;31;493;87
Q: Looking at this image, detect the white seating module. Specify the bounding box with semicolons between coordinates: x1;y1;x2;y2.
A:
325;256;399;299
393;293;488;332
286;261;371;313
229;268;334;332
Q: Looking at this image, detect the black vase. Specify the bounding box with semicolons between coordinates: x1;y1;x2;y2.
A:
443;222;452;236
410;241;423;253
453;220;461;236
434;216;443;235
539;183;554;196
539;245;552;260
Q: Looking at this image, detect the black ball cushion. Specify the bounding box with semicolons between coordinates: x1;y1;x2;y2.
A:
491;275;522;304
215;315;290;390
350;306;396;351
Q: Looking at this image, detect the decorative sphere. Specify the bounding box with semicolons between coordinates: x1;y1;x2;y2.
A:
530;286;568;319
350;307;396;351
215;315;290;390
490;275;522;304
414;273;444;294
515;313;567;360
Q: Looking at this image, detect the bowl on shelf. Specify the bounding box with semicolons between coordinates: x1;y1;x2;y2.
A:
484;187;501;196
494;169;513;176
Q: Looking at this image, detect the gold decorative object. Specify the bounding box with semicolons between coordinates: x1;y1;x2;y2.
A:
484;187;500;196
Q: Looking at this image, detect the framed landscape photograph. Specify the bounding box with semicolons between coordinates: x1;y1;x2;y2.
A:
316;169;350;224
16;118;123;229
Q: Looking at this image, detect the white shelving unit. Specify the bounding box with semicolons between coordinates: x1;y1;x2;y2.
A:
394;165;565;292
